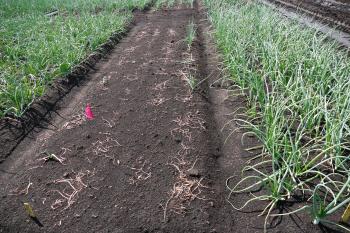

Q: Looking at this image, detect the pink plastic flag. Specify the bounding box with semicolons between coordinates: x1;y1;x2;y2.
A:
85;104;95;120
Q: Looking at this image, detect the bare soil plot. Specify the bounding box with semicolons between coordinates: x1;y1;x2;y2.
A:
0;5;233;233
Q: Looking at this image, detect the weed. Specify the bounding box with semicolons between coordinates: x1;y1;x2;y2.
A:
185;73;198;90
185;20;196;49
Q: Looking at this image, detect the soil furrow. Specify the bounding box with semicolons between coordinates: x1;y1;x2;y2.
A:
266;0;350;33
0;6;233;233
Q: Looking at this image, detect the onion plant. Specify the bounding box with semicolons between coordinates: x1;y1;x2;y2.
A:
185;20;196;49
155;0;194;8
0;0;151;117
205;0;350;230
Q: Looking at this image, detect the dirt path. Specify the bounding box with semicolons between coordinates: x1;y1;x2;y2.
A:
0;2;341;233
266;0;350;33
0;4;234;233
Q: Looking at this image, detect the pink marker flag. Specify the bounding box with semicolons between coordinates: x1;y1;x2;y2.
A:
85;104;95;120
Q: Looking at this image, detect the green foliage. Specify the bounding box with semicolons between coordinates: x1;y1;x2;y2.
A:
185;20;196;49
0;0;151;117
155;0;193;8
205;0;350;230
185;74;197;90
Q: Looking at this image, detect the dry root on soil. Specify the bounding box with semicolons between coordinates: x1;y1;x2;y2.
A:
163;159;207;221
128;157;152;184
148;93;170;106
61;113;86;130
91;132;121;165
102;117;116;128
98;75;112;91
175;91;193;103
8;177;33;196
171;112;206;142
153;79;170;91
49;169;95;210
37;148;70;166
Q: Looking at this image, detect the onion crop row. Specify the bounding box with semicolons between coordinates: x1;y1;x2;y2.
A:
0;0;150;117
204;0;350;231
155;0;194;8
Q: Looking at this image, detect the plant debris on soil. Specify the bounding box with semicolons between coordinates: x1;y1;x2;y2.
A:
1;1;350;233
0;3;236;233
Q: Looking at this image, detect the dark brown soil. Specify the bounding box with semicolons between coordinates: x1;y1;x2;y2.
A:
267;0;350;33
0;1;344;233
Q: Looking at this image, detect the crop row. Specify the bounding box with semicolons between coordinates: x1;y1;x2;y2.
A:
204;0;350;230
0;0;150;117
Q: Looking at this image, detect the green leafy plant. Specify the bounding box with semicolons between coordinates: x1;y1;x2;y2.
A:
0;0;152;117
185;74;198;90
205;0;350;231
185;20;196;49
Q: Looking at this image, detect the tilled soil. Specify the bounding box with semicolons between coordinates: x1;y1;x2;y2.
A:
0;5;235;233
0;2;343;233
267;0;350;33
